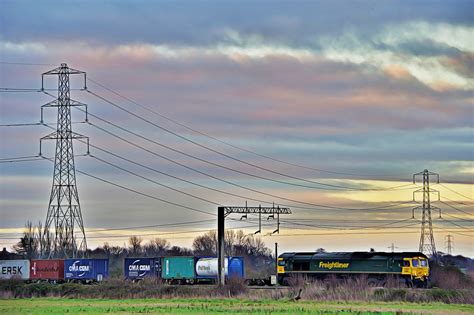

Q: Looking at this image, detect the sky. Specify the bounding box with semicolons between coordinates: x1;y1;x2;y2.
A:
0;0;473;256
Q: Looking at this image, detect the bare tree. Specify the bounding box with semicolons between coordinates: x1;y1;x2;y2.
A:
128;236;143;256
144;238;170;256
193;231;217;255
37;221;53;258
14;221;38;259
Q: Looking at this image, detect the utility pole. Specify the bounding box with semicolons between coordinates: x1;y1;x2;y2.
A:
40;63;89;258
274;242;278;287
445;235;453;255
387;243;398;253
217;204;291;286
413;169;440;257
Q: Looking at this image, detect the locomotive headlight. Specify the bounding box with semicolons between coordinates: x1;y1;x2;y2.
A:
277;258;285;273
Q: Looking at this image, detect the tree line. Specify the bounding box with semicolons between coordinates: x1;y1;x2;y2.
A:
13;221;274;278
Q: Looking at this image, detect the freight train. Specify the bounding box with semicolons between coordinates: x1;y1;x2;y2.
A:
0;251;430;288
277;251;430;288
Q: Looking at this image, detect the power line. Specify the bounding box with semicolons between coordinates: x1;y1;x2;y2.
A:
439;183;474;201
87;219;216;233
88;77;405;178
440;200;474;217
45;90;418;212
0;87;81;92
440;198;474;216
441;218;474;231
85;117;415;212
77;100;345;192
0;122;86;127
0;154;86;163
0;158;46;163
280;218;418;230
89;154;222;206
40;156;216;217
76;167;216;217
86;222;267;240
0;61;56;66
442;196;473;207
261;229;471;237
86;89;413;192
0;155;40;160
81;137;417;213
39;116;415;214
435;226;474;238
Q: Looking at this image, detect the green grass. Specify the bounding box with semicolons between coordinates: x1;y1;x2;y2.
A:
0;298;473;314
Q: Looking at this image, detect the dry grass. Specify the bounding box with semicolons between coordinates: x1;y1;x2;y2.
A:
1;276;473;304
430;264;473;290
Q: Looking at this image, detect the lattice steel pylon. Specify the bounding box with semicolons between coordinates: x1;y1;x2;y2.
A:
445;234;453;255
413;169;441;257
40;63;89;258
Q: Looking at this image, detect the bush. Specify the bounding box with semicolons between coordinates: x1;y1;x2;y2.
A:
222;276;247;297
430;264;473;290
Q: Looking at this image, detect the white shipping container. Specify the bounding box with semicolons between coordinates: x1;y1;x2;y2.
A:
195;258;228;277
0;260;30;280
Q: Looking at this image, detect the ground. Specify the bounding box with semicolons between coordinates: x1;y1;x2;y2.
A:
0;298;473;314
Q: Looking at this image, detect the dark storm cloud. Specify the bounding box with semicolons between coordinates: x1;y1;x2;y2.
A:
1;0;472;46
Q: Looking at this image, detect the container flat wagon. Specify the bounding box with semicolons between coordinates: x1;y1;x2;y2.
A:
278;251;429;287
65;258;109;283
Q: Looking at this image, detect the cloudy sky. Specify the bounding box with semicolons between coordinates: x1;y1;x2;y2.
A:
0;0;473;256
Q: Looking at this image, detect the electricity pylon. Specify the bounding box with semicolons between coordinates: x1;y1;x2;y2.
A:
445;235;453;255
413;169;440;257
40;63;89;258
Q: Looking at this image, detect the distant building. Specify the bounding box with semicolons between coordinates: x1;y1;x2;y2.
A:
0;247;23;260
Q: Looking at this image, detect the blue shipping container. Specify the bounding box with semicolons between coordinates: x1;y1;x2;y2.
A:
124;258;161;280
228;257;244;279
64;259;109;281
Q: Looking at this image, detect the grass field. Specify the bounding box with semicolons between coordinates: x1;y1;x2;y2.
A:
1;298;473;315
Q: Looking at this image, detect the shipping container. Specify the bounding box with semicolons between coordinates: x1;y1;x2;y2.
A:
124;257;161;280
161;256;195;282
195;257;244;279
228;257;244;278
0;260;30;280
30;259;64;281
64;259;108;282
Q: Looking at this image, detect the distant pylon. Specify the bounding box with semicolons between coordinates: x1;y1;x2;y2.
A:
40;63;89;258
445;235;453;255
413;169;441;257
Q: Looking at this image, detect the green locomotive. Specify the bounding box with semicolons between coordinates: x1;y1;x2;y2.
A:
278;251;429;288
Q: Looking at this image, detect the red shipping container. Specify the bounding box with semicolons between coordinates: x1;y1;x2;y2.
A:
30;259;64;281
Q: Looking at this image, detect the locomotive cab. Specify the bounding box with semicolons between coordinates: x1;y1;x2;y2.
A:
402;256;429;286
277;257;285;274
